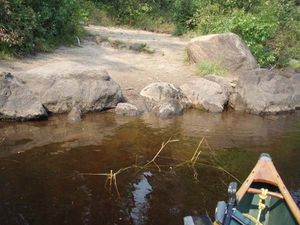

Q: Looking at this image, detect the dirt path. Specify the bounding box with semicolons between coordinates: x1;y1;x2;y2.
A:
0;25;196;102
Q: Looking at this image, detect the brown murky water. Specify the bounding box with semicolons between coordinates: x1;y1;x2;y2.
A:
0;110;299;225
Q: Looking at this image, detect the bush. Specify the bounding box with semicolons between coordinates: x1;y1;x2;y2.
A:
0;0;87;57
173;0;197;35
173;0;300;67
87;0;175;33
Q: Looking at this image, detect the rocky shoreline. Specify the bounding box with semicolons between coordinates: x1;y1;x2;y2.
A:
0;31;299;122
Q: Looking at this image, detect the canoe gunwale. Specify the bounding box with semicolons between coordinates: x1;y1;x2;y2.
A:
236;154;300;224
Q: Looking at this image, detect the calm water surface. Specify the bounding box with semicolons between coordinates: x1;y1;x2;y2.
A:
0;110;299;225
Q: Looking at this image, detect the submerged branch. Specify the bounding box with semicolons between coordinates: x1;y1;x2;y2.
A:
80;137;240;198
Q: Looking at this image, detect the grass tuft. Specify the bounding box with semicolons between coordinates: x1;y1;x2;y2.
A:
196;61;227;77
289;60;300;69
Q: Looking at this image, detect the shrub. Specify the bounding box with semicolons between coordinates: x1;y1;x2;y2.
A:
88;0;175;33
173;0;300;67
173;0;197;35
0;0;87;57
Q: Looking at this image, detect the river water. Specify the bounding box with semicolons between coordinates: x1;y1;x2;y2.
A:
0;110;299;225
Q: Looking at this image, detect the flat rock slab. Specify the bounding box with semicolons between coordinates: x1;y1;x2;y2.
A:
0;72;47;121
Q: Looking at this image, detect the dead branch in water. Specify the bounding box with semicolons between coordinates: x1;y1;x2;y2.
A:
81;138;178;198
81;137;240;198
143;138;179;171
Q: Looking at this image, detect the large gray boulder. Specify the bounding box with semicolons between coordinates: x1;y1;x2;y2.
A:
0;72;47;121
187;33;257;76
229;70;296;114
16;70;124;114
180;78;229;113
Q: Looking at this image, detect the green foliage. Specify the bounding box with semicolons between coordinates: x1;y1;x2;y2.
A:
0;0;87;57
1;0;299;67
87;0;175;33
174;0;300;67
173;0;197;35
196;61;227;77
84;1;114;26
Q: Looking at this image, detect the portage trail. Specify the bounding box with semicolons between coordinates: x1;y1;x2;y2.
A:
0;25;196;102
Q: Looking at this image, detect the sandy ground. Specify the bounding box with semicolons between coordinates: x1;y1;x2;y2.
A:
0;25;196;102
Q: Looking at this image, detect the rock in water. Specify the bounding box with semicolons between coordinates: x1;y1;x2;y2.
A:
68;106;82;122
140;82;185;103
140;82;189;117
0;72;47;121
180;78;229;113
16;70;124;114
229;70;295;114
187;33;257;76
115;103;142;117
152;100;185;118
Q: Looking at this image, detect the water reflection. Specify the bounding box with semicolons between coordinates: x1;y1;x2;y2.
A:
130;172;153;225
0;110;299;157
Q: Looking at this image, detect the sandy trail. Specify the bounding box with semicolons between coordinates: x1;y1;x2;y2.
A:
0;25;196;102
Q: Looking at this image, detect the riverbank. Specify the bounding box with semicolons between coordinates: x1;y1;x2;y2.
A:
0;25;194;104
0;25;299;121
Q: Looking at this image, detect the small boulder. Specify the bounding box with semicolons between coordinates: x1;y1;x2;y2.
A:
140;82;187;103
187;33;257;76
68;106;82;123
180;78;228;113
0;72;47;121
153;100;185;119
140;82;189;118
229;70;295;114
115;103;142;117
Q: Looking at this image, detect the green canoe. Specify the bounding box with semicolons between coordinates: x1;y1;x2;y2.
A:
232;153;300;225
184;154;300;225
